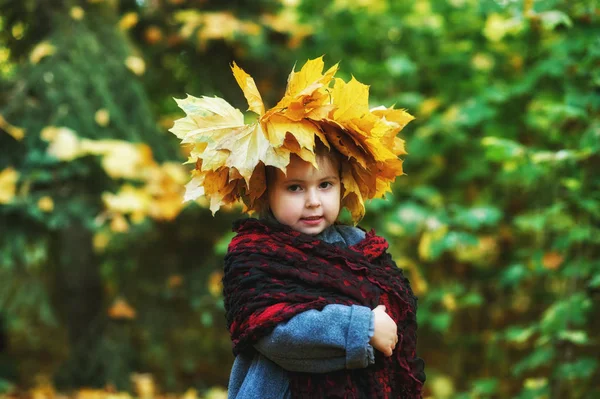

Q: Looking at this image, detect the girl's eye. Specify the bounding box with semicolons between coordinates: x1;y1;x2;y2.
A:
319;181;333;189
287;184;302;192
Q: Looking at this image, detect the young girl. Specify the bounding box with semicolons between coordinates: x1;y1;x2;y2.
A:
170;57;425;398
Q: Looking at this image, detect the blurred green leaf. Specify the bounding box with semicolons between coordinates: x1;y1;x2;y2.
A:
540;294;592;334
501;264;528;287
538;10;573;30
481;137;526;162
215;231;236;256
505;325;536;344
391;201;429;236
460;291;483;307
557;330;589;345
555;358;598;380
385;55;417;77
471;378;499;395
429;312;452;333
589;273;600;288
513;347;555;376
0;379;14;395
452;205;503;230
201;312;213;327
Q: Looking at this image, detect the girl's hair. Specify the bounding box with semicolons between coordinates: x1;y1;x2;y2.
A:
253;138;343;218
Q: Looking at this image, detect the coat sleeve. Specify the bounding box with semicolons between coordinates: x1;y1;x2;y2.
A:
253;304;375;373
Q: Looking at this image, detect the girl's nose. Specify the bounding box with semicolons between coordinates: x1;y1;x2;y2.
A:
305;189;321;208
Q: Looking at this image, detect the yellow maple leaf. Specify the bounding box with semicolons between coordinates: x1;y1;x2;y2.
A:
245;164;267;204
321;121;369;168
352;163;377;199
372;106;414;141
263;57;337;121
392;137;407;156
170;94;290;210
231;62;265;115
203;168;235;214
340;163;365;221
285;56;338;99
264;114;320;152
331;77;370;122
363;136;398;162
183;174;206;202
172;97;244;140
215;124;289;183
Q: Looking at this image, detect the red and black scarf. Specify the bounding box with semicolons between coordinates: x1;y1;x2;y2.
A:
223;218;425;399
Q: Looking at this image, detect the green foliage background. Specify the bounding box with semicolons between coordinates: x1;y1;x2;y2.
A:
0;0;599;398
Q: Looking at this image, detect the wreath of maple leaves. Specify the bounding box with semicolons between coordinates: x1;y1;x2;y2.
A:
170;56;414;223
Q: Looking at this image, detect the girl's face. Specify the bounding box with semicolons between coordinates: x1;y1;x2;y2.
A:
268;155;341;235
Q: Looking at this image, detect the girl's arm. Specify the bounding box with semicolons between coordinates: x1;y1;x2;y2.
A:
254;304;375;373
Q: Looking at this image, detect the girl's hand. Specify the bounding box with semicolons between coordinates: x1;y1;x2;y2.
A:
369;305;398;357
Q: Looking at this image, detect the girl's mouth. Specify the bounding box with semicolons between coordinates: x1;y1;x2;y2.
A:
301;216;323;225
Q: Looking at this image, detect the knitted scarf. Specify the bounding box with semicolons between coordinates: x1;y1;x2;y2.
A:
223;218;425;399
